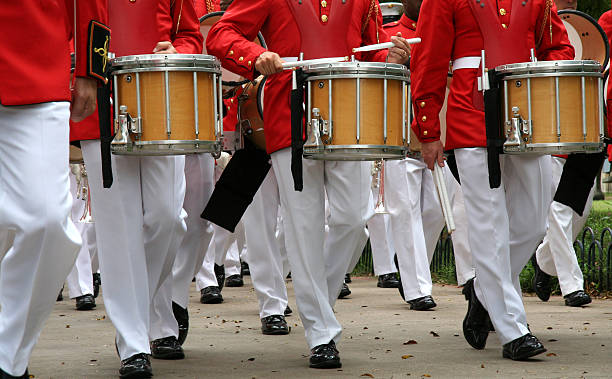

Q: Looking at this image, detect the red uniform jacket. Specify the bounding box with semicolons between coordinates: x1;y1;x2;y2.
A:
0;1;107;106
599;9;612;160
206;0;390;154
195;0;221;17
70;0;203;142
383;14;417;39
410;0;574;150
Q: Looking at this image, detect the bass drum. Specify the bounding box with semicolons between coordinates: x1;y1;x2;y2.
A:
237;76;267;151
200;11;266;93
559;9;609;71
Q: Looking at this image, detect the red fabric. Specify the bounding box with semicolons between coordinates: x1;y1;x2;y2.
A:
206;0;390;154
383;14;417;38
71;0;203;142
194;0;221;18
0;0;108;106
410;0;574;149
599;10;612;138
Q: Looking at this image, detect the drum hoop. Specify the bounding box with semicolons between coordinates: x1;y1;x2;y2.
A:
498;72;602;80
256;76;266;120
306;73;410;81
558;9;610;71
111;54;221;71
495;59;601;75
111;66;221;75
199;11;267;49
304;61;409;75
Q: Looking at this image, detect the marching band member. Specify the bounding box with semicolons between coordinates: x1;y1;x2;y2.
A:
0;1;107;377
411;0;573;360
206;0;411;368
72;1;202;377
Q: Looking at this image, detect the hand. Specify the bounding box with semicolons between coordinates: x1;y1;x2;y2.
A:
255;51;284;76
421;140;445;170
70;78;98;122
153;41;177;54
387;33;411;64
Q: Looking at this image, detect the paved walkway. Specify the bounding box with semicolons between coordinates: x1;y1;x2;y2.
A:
31;277;611;378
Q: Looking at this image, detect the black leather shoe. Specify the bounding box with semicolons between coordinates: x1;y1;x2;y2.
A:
0;367;29;379
531;255;552;302
338;283;351;299
377;273;400;288
241;261;250;276
261;315;291;335
75;294;96;311
284;305;293;316
502;333;546;360
462;278;490;350
309;341;341;369
344;273;352;283
200;286;223;304
407;295;437;310
119;353;152;378
564;290;592;307
172;302;189;345
225;274;244;287
150;336;184;360
57;286;63;301
214;264;225;291
93;273;101;298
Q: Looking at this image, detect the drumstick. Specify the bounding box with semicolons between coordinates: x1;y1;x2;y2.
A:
433;164;456;234
281;56;349;70
351;38;422;53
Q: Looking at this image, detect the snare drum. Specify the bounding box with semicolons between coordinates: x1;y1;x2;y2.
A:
496;60;604;154
237;76;267;151
110;54;223;155
303;62;410;160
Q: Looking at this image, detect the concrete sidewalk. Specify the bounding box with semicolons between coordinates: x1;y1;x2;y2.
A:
31;277;611;378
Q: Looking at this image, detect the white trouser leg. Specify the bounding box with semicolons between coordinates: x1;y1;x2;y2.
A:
449;184;475;285
195;228;219;291
224;222;244;277
275;215;291;277
243;168;289;318
536;157;590;295
271;148;341;349
386;158;432;300
419;162;445;262
325;161;372;307
0;103;81;376
87;224;99;273
66;173;94;298
170;154;214;308
367;213;397;276
456;148;549;344
82;140;186;358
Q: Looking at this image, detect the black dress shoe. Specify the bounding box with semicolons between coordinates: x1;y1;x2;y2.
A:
284;305;293;316
0;367;29;379
241;261;250;276
200;286;223;304
564;290;592;307
531;255;552;302
214;264;225;291
93;272;101;298
119;353;152;378
150;336;184;360
261;315;291;335
502;333;546;360
407;295;437;310
172;301;189;345
377;273;400;288
225;274;244;287
338;283;351;299
462;278;490;350
75;294;96;311
57;286;63;301
309;341;341;369
344;273;352;283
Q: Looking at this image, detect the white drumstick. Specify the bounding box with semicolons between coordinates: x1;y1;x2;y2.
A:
433;164;456;234
282;56;349;70
351;38;422;53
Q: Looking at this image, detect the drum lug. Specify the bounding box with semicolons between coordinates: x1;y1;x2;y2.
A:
111;105;134;146
305;108;325;147
503;106;527;152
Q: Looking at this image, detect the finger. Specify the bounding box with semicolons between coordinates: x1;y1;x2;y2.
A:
437;152;445;167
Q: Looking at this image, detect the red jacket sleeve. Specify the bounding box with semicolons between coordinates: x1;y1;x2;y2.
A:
158;0;204;54
205;0;269;80
359;0;389;63
534;1;574;61
70;0;109;79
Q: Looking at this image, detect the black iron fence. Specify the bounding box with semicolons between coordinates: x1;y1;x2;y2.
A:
354;227;612;293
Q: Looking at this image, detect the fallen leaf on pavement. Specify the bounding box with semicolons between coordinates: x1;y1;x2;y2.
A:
402;355;414;359
404;340;418;345
430;331;439;337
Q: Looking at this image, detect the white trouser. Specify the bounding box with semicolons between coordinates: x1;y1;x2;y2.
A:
0;102;81;376
224;228;245;277
87;223;99;274
169;154;215;308
419;163;475;286
271;148;372;349
82;140;186;359
242;167;289;318
367;212;397;276
66;171;95;298
195;225;219;291
275;214;291;277
536;156;592;295
456;148;551;344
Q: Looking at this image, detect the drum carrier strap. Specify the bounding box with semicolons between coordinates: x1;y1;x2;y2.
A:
466;0;533;188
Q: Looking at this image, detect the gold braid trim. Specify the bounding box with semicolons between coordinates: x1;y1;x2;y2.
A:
536;0;552;49
175;0;184;35
362;0;374;35
206;0;215;13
